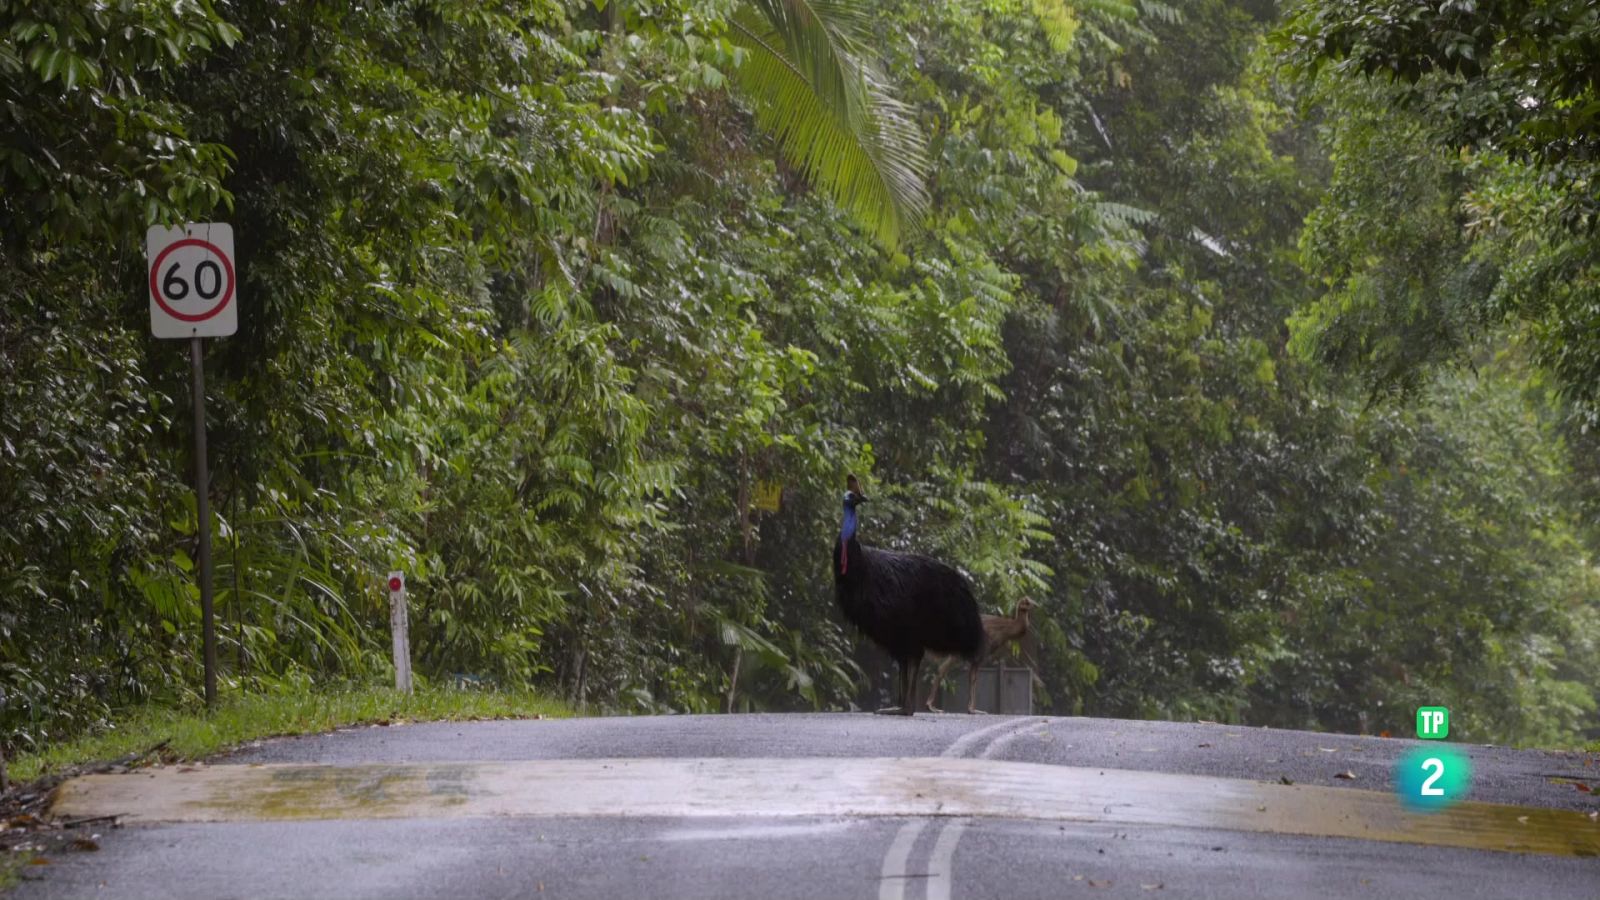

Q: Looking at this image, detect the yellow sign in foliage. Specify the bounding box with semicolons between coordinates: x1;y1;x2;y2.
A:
752;480;783;513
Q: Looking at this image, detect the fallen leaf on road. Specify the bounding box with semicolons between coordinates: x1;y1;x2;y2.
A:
1087;879;1113;888
1575;783;1591;793
1141;883;1164;891
1379;730;1391;738
1256;806;1267;812
1197;743;1212;748
28;858;49;866
1318;748;1338;753
1334;771;1356;780
1279;776;1295;785
70;838;99;852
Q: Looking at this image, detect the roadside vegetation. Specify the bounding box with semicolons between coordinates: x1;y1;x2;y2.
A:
6;683;569;785
3;0;1599;758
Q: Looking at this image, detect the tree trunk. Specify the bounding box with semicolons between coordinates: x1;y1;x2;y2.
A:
726;646;742;714
725;452;757;714
572;647;587;712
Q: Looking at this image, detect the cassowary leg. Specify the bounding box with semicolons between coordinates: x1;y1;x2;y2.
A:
925;656;957;712
966;662;987;715
875;661;908;715
901;656;923;716
875;658;918;716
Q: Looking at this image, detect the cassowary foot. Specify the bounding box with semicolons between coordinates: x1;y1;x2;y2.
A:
874;706;915;716
967;708;987;715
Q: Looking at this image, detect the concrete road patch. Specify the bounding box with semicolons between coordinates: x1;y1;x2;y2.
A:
51;757;1600;857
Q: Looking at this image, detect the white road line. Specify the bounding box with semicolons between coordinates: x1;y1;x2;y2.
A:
878;717;1047;900
977;720;1045;761
924;818;969;900
941;716;1039;759
878;819;930;900
920;718;1049;900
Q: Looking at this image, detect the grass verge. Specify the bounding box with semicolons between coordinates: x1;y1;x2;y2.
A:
0;854;29;892
9;684;572;784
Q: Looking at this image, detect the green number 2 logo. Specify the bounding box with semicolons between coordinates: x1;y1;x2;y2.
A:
1396;746;1467;811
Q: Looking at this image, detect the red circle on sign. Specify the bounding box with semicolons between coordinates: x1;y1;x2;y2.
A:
149;237;235;322
388;577;403;592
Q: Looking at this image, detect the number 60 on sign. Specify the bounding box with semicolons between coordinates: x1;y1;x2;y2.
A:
148;223;238;339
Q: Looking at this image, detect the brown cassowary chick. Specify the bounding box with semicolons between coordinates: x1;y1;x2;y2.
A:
833;475;984;716
925;596;1035;714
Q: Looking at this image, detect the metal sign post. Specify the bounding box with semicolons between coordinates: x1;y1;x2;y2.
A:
191;336;217;706
149;223;238;708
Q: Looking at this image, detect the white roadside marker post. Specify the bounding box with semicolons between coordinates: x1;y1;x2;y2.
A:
387;572;412;694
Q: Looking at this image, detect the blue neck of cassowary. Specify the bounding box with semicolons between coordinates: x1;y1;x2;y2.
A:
840;506;858;543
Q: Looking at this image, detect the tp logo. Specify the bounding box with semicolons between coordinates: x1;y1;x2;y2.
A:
1417;706;1449;740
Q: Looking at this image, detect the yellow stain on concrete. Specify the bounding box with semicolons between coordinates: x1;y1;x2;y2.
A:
50;758;1600;858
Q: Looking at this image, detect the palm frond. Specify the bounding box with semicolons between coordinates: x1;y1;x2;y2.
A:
1070;0;1140;20
1136;0;1183;25
1095;200;1159;229
730;0;930;247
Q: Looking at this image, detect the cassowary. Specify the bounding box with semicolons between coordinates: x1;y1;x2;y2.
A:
833;475;984;716
925;596;1035;714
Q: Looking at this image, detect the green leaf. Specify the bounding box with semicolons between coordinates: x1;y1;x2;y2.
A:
729;0;929;247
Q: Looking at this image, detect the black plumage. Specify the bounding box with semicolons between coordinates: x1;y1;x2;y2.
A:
833;475;984;715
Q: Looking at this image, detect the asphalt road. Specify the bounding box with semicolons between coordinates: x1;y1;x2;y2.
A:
19;714;1600;899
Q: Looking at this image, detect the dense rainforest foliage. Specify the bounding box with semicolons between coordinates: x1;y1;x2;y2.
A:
3;0;1598;755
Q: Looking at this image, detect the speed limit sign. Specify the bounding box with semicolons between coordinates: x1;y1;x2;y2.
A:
147;223;237;338
148;222;237;706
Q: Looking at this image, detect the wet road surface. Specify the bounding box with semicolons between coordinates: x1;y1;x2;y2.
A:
19;714;1600;899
